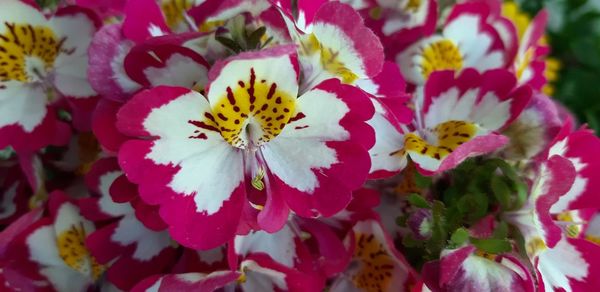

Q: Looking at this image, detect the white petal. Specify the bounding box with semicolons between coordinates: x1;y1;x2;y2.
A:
144;53;208;88
53;55;97;97
111;214;171;261
98;171;133;217
27;225;64;267
0;82;47;132
537;239;588;292
0;1;47;35
368;112;406;174
234;225;297;268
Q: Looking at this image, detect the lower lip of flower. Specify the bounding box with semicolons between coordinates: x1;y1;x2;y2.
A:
197;68;297;149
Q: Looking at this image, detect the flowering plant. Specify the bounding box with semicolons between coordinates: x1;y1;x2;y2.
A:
0;0;599;291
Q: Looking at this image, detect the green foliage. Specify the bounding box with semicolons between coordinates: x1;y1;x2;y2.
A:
407;193;431;209
470;238;512;254
518;0;600;133
36;0;60;9
397;158;528;267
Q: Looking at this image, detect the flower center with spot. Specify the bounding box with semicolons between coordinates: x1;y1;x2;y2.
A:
0;22;62;83
56;224;104;280
202;68;296;149
420;39;463;79
404;120;478;160
352;233;395;291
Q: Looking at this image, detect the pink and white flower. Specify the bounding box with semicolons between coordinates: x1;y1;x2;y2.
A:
0;0;100;151
330;218;417;292
369;68;531;175
342;0;438;56
505;125;600;291
397;1;511;85
116;45;374;249
421;245;535;292
292;1;385;91
500;92;562;161
4;192;105;291
79;157;177;290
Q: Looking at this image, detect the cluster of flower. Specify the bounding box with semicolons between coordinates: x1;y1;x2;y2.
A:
0;0;599;291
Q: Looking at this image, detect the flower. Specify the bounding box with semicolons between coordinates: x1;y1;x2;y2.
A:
330;218;417;291
4;192;105;291
397;2;511;85
79;157;176;290
369;68;531;175
117;45;374;249
421;245;535;291
0;0;100;151
505;124;600;291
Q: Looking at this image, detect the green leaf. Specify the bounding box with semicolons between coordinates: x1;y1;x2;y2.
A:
396;214;409;227
402;234;424;248
425;201;447;256
415;172;432;188
491;175;511;210
408;193;431;209
470;238;512;254
247;26;267;49
493;221;509;239
57;109;72;122
449;228;469;248
457;193;488;223
215;36;243;53
514;181;528;210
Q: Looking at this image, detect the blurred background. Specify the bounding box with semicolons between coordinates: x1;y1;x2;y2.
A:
517;0;600;133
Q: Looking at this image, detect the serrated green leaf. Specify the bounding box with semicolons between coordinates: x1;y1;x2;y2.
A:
408;193;431;209
470;238;512;254
425;201;447;256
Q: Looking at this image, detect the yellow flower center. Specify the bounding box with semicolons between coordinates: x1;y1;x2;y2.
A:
161;0;194;30
543;57;560;96
352;233;395;292
420;39;463;79
501;2;530;40
0;23;62;82
404;120;477;160
404;0;421;12
56;223;104;280
191;68;296;149
525;237;547;257
585;235;600;246
475;249;498;261
198;20;226;33
301;34;358;84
